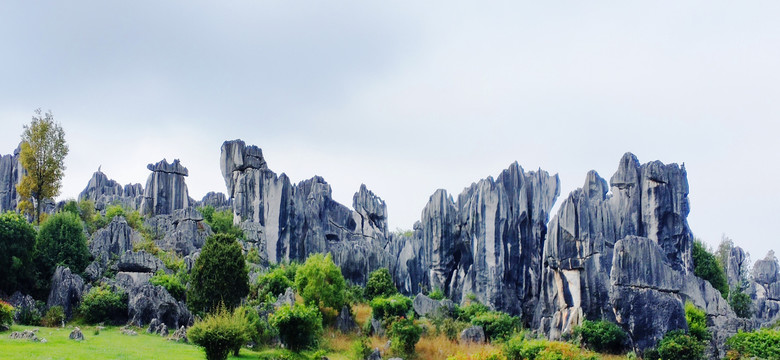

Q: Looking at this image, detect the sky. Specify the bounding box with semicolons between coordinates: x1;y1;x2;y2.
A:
1;1;778;264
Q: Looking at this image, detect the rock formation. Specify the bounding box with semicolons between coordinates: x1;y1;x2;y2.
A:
140;159;190;216
78;170;143;211
0;145;22;213
750;252;780;325
47;266;86;320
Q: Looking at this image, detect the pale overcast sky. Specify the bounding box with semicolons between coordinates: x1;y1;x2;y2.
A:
1;1;778;263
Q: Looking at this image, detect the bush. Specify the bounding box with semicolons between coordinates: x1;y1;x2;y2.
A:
435;317;469;341
572;319;628;354
470;311;520;342
389;317;423;359
692;240;729;299
429;288;445;300
269;304;323;352
726;329;780;359
0;211;37;295
41;305;64;327
189;305;250;360
365;267;398;300
294;253;346;311
188;233;249;315
504;336;597;360
0;301;13;330
729;288;752;318
238;305;277;347
254;267;293;302
457;301;490;322
34;211;90;293
345;283;365;305
351;336;373;360
79;285;128;324
199;205;244;239
150;270;186;301
684;302;710;342
657;330;705;360
370;294;412;321
15;301;42;326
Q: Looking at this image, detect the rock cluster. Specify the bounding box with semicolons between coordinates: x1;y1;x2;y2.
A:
8;329;41;341
47;266;85;320
78;170;143;211
750;252;780;325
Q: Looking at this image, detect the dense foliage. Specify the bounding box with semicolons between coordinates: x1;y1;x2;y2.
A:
189;305;250;360
572;319;628;354
0;212;37;294
457;301;490;322
684;302;710;342
17;109;69;224
470;311;521;341
0;301;13;330
692;240;729;298
149;270;186;301
34;211;90;292
41;305;64;327
294;253;346;311
726;328;780;359
729;288;753;319
238;305;277;348
370;294;412;321
79;285;128;324
389;317;423;359
188;233;249;314
656;330;705;360
503;335;598;360
199;205;243;239
365;267;398;301
269;304;323;352
428;287;445;300
253;267;293;302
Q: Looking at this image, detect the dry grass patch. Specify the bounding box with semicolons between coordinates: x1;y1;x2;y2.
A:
353;303;372;326
416;333;500;360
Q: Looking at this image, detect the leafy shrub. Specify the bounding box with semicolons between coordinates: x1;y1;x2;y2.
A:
370;294;412;321
269;304;323;352
41;305;64;327
365;267;398;300
79;285;128;324
0;301;13;330
572;319;628;354
246;247;261;264
729;288;752;318
189;305;250;360
133;232;161;255
105;205;125;222
254;267;293;302
150;270;186;301
15;301;42;326
188;233;249;314
345;283;365;305
684;302;710;342
657;330;705;360
504;336;598;360
692;240;729;298
434;317;469;341
294;253;346;311
389;317;423;359
34;211;90;292
351;336;373;360
457;301;490;322
428;287;446;300
643;348;660;360
470;311;520;341
238;305;277;347
726;329;780;359
199;205;244;239
0;211;37;295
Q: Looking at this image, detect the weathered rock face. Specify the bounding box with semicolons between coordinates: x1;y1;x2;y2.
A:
78;170;143;211
47;266;85;320
140;159;190;216
126;283;192;328
89;217;141;263
117;250;170;274
197;191;231;210
750;253;780;325
144;208;211;256
7;292;42;324
0;145;23;213
727;246;749;291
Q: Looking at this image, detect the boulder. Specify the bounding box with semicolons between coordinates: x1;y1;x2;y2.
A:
147;318;161;334
159;323;169;337
120;325;138;336
8;292;41;324
367;349;382;360
274;287;296;309
117;250;169;273
140;159;190;216
8;330;39;341
369;317;385;338
170;326;188;343
69;327;84;341
413;294;446;318
47;266;85;320
335;305;357;333
128;285;192;329
459;326;485;344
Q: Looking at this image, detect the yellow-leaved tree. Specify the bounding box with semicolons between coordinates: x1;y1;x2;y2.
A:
17;109;69;224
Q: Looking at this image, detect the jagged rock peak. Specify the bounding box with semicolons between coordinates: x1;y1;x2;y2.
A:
0;144;23;213
147;159;189;176
221;140;267;175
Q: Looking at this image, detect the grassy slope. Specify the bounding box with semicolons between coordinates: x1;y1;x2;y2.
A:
0;325;252;360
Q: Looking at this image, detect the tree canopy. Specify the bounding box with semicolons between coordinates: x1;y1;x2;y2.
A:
34;211;90;294
188;233;249;315
17;109;69;224
0;211;37;294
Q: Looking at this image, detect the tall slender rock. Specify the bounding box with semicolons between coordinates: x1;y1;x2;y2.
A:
0;145;23;213
140;159;190;216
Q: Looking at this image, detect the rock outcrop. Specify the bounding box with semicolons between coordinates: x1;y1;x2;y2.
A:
140;159;190;216
78;170;143;211
0;145;22;213
750;252;780;325
145;207;211;256
126;283;192;328
47;266;85;320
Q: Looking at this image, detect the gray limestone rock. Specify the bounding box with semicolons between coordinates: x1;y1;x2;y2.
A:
198;191;231;210
170;325;188;343
144;208;211;256
0;145;23;213
274;287;296;309
128;284;192;329
8;330;39;341
117;250;169;273
750;252;780;326
147;318;161;334
78;170;143;211
140;159;190;216
336;305;357;333
8;292;42;324
413;293;448;318
367;349;382;360
459;326;485;344
47;266;85;320
90;217;141;261
69;327;84;341
159;323;169;337
369;317;385;338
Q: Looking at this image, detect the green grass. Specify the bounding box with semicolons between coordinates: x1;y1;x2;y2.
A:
0;325;254;360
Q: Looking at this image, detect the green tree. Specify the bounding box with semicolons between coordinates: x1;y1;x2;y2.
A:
17;109;69;224
188;233;249;315
685;302;710;342
365;267;398;301
294;253;346;311
34;211;90;292
572;319;629;354
0;211;37;294
729;288;753;319
269;303;323;352
692;239;729;298
199;205;243;239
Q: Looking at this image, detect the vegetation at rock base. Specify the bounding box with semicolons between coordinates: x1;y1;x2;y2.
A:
0;301;13;330
295;253;346;313
269;303;323;352
728;288;753;319
40;305;64;327
389;317;423;359
16;109;69;224
79;285;128;325
150;270;187;301
470;311;521;342
0;211;37;294
34;211;90;294
656;330;705;360
198;205;243;239
572;320;629;354
692;239;729;299
187;233;249;315
188;305;250;360
364;267;397;301
370;293;412;321
726;328;780;359
252;266;293;303
684;302;710;342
